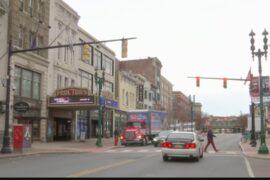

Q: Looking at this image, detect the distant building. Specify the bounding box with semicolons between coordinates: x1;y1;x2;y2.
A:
119;57;163;111
172;91;190;125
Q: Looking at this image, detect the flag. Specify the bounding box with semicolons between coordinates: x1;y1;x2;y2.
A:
244;67;252;85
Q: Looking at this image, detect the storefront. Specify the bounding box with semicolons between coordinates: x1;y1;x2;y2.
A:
13;97;44;141
48;88;97;142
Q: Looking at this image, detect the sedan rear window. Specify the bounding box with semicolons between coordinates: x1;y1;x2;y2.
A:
167;133;194;141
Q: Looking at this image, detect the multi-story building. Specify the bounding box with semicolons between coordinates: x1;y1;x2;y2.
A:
0;0;51;142
47;0;117;141
160;76;173;128
119;57;163;111
172;91;191;126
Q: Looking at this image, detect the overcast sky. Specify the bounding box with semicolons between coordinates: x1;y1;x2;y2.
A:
64;0;270;116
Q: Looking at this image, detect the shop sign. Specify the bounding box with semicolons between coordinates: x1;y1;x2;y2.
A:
14;101;30;113
138;85;144;102
55;88;88;97
105;99;119;108
49;96;95;105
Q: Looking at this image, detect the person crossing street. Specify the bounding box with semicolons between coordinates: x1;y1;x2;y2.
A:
204;127;219;152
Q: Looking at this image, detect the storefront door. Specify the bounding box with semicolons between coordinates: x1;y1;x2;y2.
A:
53;118;72;141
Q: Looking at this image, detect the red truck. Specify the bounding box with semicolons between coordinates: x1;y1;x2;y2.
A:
120;110;167;146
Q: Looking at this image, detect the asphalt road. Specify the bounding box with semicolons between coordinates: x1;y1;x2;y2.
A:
0;133;269;177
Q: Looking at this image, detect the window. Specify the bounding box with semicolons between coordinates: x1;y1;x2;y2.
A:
29;0;33;16
57;75;62;89
80;70;93;91
122;89;125;105
149;93;152;101
104;81;113;93
15;68;22;96
33;73;41;99
64;47;68;63
102;55;113;75
71;79;75;87
65;77;69;87
22;70;32;98
144;90;147;99
94;50;102;70
19;0;24;11
15;66;41;100
126;92;129;106
29;31;36;49
18;26;24;48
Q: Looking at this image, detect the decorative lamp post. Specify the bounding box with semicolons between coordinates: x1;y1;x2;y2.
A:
249;29;269;154
95;68;105;147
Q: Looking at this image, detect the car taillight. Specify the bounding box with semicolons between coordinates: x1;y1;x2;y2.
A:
137;135;142;139
184;143;197;149
120;135;124;140
161;142;172;148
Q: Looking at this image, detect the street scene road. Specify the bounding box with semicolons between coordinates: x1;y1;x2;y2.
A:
1;133;268;178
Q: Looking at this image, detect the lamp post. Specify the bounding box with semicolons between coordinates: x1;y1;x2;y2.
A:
1;39;12;154
250;102;257;147
95;68;105;147
249;29;269;154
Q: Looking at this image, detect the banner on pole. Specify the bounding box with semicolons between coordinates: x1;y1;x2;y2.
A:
250;76;270;104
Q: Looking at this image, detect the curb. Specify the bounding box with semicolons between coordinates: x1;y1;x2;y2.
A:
0;145;121;159
239;142;270;160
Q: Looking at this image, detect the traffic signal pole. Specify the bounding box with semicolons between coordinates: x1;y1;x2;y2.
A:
1;37;136;153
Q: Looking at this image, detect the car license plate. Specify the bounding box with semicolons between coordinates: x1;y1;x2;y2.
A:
174;145;183;149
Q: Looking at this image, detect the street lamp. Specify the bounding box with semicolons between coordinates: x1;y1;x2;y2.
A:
249;29;269;154
95;68;105;147
1;39;12;154
250;103;257;147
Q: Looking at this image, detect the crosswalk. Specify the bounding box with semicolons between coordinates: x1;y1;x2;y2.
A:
104;148;241;155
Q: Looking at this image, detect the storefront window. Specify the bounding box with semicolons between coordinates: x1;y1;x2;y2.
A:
22;70;32;98
15;66;41;100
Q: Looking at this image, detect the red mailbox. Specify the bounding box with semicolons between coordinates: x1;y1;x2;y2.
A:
13;124;24;151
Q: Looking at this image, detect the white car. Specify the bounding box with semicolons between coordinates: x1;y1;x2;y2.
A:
161;131;204;161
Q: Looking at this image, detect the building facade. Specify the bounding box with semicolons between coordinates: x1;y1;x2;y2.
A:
119;57;163;111
2;0;51;142
172;91;191;126
160;76;173;128
47;0;118;141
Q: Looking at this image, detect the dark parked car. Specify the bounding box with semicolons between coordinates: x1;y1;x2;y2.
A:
153;130;174;147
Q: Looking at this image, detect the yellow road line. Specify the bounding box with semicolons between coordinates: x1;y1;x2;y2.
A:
66;159;136;178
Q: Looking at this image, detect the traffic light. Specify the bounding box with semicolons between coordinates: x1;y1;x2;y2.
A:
196;76;200;87
121;39;128;58
223;78;227;89
82;44;91;61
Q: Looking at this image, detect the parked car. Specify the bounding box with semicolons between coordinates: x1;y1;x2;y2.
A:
161;131;204;162
153;130;174;147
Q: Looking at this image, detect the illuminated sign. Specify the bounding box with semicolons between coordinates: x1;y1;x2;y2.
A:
49;96;95;106
55;88;88;97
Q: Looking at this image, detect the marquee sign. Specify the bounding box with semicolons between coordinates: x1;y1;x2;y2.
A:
55;88;88;97
49;96;95;106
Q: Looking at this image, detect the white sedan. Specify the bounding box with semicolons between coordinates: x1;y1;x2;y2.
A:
161;131;204;162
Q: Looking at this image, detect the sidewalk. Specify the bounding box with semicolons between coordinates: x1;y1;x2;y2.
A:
0;138;122;159
239;134;270;160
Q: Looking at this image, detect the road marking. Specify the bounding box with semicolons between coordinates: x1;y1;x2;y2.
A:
138;149;149;153
244;156;255;178
122;149;133;153
155;150;161;153
105;150;117;153
66;159;136;177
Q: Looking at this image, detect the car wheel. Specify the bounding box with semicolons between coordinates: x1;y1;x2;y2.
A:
163;155;169;161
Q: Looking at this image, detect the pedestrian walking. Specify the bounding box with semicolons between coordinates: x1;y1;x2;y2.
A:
114;129;119;146
204;127;218;152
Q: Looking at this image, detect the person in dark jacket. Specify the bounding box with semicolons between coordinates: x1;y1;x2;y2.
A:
114;129;119;146
204;127;218;152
